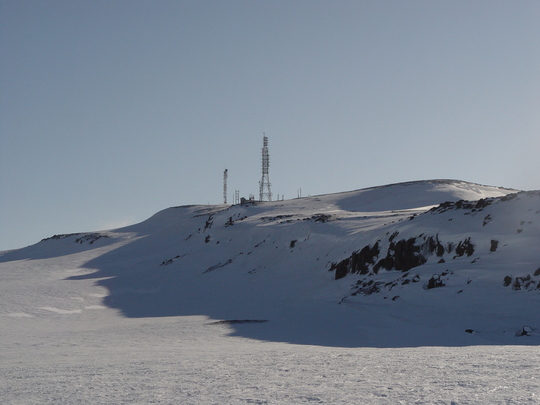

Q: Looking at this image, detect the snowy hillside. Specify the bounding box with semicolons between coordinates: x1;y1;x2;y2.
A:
2;179;538;348
2;179;540;404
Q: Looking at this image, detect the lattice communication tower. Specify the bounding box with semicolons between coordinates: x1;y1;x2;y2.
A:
259;134;272;202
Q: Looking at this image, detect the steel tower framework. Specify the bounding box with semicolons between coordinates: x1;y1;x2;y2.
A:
259;134;272;202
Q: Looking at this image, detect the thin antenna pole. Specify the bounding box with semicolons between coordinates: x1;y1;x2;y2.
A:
223;169;228;204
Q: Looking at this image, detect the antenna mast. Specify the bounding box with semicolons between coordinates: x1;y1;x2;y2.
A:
223;169;228;204
259;133;272;202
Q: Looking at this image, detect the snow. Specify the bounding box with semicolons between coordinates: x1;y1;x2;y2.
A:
1;179;539;403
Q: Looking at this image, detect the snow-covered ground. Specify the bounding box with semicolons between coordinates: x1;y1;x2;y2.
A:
1;180;539;403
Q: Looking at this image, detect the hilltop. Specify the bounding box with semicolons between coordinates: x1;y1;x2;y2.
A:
1;179;539;347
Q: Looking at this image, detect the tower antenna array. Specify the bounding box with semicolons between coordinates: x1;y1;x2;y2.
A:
259;134;272;202
223;169;228;204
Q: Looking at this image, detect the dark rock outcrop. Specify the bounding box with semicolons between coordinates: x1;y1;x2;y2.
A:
455;238;475;257
503;276;513;287
374;238;427;273
426;275;445;289
331;242;380;280
331;233;480;279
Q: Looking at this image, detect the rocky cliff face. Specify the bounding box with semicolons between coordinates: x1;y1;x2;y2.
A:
329;191;540;309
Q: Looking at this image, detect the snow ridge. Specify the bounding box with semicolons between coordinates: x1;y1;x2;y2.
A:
1;180;538;347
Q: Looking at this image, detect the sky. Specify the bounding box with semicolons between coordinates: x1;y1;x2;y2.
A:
1;0;539;251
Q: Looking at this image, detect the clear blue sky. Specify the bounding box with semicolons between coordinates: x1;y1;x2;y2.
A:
1;0;539;251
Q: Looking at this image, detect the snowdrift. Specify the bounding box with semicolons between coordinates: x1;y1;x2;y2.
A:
1;179;539;347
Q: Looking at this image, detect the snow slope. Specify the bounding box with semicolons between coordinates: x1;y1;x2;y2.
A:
2;179;537;346
1;179;539;403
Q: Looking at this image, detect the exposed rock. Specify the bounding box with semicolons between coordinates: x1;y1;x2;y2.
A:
41;233;81;242
516;326;533;337
374;237;427;272
74;234;109;244
352;280;383;295
332;261;348;280
425;275;445;289
503;273;540;291
208;319;268;325
429;198;494;214
304;213;332;223
261;214;294;223
204;258;234;273
41;232;108;245
500;193;519;202
331;242;381;280
455;238;475;257
427;235;445;257
204;215;214;231
389;231;399;242
333;233;482;279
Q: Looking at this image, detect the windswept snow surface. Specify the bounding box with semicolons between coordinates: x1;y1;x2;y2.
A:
1;180;539;403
